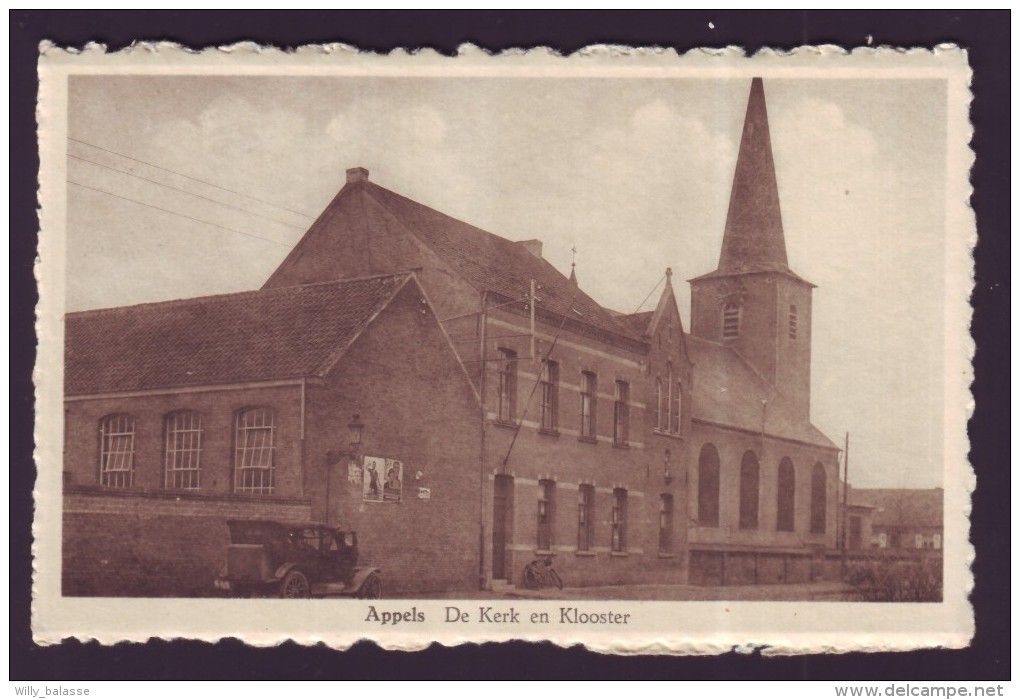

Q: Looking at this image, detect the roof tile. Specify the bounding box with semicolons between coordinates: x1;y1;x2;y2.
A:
65;274;409;394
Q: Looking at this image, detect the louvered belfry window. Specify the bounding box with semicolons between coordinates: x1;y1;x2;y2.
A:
722;303;741;339
234;407;275;494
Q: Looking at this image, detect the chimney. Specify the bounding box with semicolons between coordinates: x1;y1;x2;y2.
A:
346;167;370;184
517;239;543;258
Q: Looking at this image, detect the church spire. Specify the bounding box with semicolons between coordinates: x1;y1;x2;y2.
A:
717;77;789;274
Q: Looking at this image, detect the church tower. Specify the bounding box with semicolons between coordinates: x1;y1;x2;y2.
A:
689;78;815;419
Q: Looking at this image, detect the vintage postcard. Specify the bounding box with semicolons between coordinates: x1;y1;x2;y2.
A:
34;44;974;653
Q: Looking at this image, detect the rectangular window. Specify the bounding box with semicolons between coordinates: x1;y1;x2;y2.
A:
580;371;597;439
540;360;559;432
537;479;555;550
613;380;629;445
100;414;135;488
659;494;674;554
235;407;275;494
164;410;202;490
497;349;517;423
789;304;798;339
611;488;627;552
933;533;942;550
915;534;924;549
577;484;594;552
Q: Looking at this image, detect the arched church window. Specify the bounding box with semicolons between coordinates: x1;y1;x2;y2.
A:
697;444;720;527
738;451;760;530
810;462;827;534
776;458;796;532
655;378;663;431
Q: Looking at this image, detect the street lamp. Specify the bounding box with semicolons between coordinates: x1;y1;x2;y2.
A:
325;414;366;525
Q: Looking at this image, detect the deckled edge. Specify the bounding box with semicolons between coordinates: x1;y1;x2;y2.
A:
32;41;976;656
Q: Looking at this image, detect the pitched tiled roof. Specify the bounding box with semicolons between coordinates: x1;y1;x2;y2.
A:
686;334;836;449
65;274;411;395
851;488;944;528
614;311;654;336
266;178;644;347
360;182;646;343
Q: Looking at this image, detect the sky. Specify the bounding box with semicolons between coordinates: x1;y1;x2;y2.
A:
64;72;950;488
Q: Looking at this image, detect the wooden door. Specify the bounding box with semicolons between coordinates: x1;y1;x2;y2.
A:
492;475;513;580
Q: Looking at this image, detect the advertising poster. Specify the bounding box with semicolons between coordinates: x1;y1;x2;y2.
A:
362;456;402;503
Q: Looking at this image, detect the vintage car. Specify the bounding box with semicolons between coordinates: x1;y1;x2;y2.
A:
214;520;382;598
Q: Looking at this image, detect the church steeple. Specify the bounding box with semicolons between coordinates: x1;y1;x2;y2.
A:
717;77;789;274
688;78;815;420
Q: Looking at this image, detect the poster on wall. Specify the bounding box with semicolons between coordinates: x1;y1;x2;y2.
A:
362;456;403;503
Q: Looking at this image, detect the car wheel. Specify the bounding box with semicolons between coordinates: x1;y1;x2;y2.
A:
280;570;311;598
357;573;382;599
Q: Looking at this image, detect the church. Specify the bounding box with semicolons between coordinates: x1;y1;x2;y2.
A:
62;78;841;596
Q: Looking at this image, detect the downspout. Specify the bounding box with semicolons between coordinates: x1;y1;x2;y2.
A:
300;376;307;497
478;291;489;590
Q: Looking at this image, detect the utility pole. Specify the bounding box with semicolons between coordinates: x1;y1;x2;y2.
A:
477;291;489;591
529;279;537;361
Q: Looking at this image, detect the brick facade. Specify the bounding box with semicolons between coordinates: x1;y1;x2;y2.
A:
62;276;482;597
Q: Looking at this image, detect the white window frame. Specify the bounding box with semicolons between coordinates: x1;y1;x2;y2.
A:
100;413;135;488
234;406;276;494
164;410;202;490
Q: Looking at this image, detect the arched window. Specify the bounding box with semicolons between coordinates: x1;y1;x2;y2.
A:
722;302;740;340
738;450;760;530
776;457;796;532
234;406;276;494
697;443;720;527
655;378;664;431
672;381;682;435
99;413;135;488
666;363;675;433
810;462;827;534
164;410;202;490
789;304;798;340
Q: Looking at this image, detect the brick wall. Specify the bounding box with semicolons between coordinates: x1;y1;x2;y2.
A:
478;306;689;588
63;489;311;597
303;282;483;595
64;384;306;497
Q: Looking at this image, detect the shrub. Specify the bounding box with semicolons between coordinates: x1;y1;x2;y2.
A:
846;557;943;602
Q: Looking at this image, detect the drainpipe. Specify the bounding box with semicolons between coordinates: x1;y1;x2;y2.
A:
478;292;489;591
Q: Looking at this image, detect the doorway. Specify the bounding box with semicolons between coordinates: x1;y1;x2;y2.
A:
492;474;513;580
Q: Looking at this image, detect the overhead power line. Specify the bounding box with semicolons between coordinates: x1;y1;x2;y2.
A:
68;153;307;231
68;180;293;248
67;136;315;220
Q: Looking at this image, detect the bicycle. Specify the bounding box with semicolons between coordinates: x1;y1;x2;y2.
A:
522;555;564;590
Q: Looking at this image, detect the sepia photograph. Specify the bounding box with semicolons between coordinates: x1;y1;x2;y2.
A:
33;45;974;651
